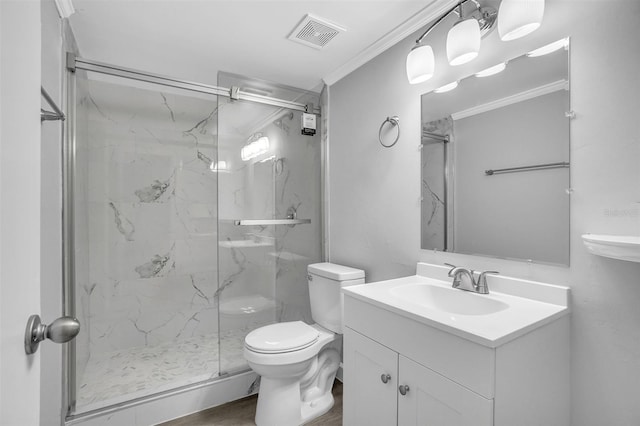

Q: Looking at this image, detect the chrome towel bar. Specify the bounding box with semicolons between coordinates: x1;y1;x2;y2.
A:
485;161;569;176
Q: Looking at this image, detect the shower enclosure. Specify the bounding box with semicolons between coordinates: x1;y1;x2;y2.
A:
65;57;322;417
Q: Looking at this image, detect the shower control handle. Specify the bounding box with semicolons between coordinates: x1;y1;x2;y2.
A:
381;374;391;384
24;314;80;355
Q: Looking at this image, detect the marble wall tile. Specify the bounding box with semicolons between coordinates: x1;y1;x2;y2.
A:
76;78;220;388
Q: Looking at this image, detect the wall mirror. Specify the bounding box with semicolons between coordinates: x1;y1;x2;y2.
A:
421;38;570;265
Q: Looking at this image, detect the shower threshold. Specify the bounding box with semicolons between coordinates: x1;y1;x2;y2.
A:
74;329;248;414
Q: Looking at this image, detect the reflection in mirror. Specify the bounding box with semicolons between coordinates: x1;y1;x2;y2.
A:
421;39;570;265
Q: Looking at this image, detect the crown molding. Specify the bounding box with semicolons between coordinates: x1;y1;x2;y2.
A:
451;79;569;120
322;0;459;86
54;0;75;18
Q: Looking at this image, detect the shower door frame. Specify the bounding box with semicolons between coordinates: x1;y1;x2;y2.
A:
62;54;323;422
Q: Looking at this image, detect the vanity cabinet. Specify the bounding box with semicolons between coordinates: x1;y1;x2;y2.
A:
343;327;398;426
344;327;492;426
342;290;570;426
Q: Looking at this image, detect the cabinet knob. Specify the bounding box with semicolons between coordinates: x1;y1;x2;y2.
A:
380;374;391;384
398;384;410;395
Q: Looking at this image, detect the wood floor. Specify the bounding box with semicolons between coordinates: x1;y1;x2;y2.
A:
159;381;343;426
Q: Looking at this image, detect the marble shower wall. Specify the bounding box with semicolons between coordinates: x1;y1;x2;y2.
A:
75;77;220;357
271;107;323;324
216;73;322;371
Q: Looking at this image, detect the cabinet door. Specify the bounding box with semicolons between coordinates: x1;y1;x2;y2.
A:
344;327;398;426
398;356;493;426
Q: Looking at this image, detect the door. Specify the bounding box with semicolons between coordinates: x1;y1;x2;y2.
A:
398;356;493;426
0;1;44;425
216;72;322;375
343;327;398;426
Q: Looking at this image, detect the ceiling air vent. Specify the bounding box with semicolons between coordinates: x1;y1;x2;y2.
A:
288;14;346;50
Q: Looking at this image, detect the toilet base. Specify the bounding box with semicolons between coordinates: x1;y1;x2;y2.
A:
254;376;336;426
301;390;334;424
255;376;301;426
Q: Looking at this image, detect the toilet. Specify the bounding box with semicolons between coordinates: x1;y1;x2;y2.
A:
243;262;365;426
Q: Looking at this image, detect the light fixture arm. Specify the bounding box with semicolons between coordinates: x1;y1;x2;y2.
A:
415;0;496;46
415;0;473;45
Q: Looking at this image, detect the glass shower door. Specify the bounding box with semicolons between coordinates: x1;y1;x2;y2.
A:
217;73;322;375
71;74;221;412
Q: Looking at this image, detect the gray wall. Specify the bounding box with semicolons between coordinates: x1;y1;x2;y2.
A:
328;1;640;425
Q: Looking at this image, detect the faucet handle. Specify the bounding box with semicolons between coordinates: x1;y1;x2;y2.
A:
444;263;457;275
479;270;499;278
476;270;499;294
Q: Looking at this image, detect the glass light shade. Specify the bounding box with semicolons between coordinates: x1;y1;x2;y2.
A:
498;0;544;41
241;136;270;161
475;62;507;77
210;160;228;172
406;45;435;84
434;81;459;93
447;18;481;66
526;38;568;57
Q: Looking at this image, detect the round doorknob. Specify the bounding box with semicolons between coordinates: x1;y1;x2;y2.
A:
399;384;410;395
46;316;81;343
24;314;80;355
381;374;391;384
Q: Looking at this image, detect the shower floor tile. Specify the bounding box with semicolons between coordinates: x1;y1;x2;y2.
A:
76;330;248;413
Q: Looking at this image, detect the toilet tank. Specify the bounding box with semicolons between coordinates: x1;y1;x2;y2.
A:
307;263;365;334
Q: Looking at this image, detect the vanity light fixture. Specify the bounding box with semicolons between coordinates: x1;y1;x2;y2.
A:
497;0;545;41
474;62;507;77
434;81;459;93
526;38;569;57
406;0;497;84
406;45;435;84
406;0;544;84
447;7;482;66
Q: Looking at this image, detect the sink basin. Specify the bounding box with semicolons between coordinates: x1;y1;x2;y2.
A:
389;283;509;316
342;263;570;347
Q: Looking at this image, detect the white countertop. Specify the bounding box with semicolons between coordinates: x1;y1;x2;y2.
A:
343;267;570;348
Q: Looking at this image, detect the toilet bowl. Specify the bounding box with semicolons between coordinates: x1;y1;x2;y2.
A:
243;262;365;426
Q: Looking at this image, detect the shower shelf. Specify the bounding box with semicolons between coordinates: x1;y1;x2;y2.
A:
219;240;274;249
233;218;311;226
268;251;308;262
582;234;640;263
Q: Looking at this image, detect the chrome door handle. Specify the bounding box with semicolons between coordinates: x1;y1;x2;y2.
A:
398;384;410;395
25;314;80;355
381;374;391;384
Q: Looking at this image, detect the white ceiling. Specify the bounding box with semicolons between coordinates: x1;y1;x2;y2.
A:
68;0;439;92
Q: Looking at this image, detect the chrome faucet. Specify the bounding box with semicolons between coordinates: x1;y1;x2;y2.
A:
444;263;499;295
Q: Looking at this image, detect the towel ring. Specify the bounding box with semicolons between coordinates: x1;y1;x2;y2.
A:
379;116;400;148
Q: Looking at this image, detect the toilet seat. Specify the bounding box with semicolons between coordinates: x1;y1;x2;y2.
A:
245;321;319;354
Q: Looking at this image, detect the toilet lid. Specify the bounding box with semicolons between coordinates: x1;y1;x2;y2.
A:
245;321;319;353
